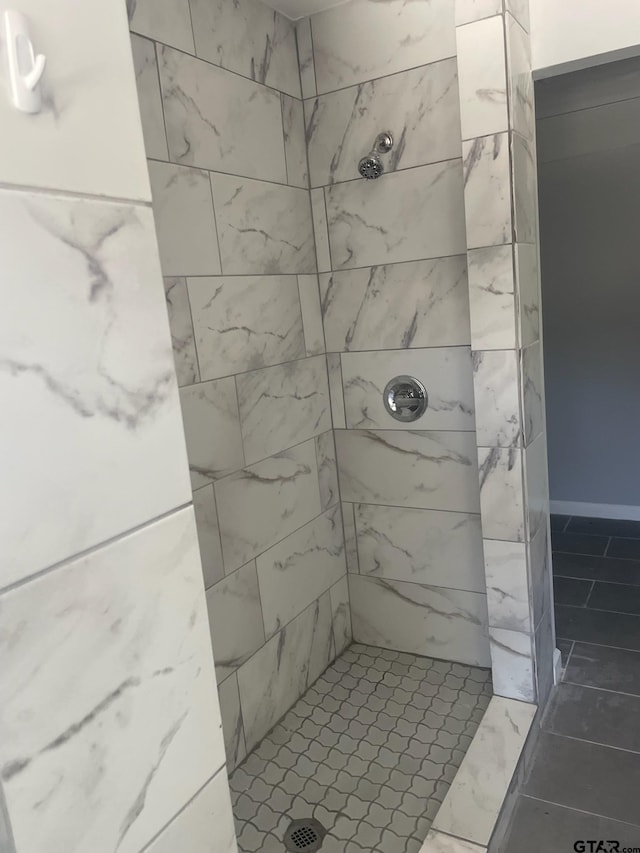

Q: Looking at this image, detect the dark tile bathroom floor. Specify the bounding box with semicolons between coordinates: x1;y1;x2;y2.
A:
228;644;491;853
503;515;640;852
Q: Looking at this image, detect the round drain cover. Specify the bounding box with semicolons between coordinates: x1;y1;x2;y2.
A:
284;818;327;852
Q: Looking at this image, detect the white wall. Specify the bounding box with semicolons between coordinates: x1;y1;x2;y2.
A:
530;0;640;72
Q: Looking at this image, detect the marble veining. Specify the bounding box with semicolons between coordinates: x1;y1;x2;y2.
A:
321;256;471;352
484;539;531;632
506;13;534;142
525;432;549;542
282;95;308;188
327;353;346;429
163;277;199;387
0;190;190;589
298;274;326;356
505;0;531;33
187;275;305;381
217;674;246;774
489;627;536;701
128;0;195;53
296;18;316;99
515;243;540;346
512;133;537;243
477;446;525;542
305;59;462;187
131;34;169;162
329;575;352;655
158;45;286;183
192;484;224;589
316;430;339;511
420;831;486;853
521;341;544;445
341;501;360;574
310;187;332;273
473;349;522;448
462;134;512;249
456;15;508;140
467;245;517;350
326;160;467;270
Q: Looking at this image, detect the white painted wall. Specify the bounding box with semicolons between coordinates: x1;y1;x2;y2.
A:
530;0;640;72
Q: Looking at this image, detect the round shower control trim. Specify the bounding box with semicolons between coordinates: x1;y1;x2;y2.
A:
383;375;428;422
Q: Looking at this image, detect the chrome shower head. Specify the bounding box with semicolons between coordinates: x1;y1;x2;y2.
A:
357;131;393;180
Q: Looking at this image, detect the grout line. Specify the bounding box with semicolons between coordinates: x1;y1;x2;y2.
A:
604;535;612;557
562;679;640;702
536;91;640;123
563;640;575;672
0;180;152;208
519;793;640;830
538;728;640;758
584;580;596;608
557;600;640;619
555;634;640;656
553;573;640;589
562;515;571;533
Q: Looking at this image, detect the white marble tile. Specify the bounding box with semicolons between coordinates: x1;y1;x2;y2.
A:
506;13;534;142
237;356;331;464
164;277;199;387
0;508;225;853
515;243;540;346
484;539;531;632
128;0;195;53
349;576;490;666
327;353;346;429
433;696;536;846
321;257;471;352
298;275;326;356
215;440;322;572
131;34;169;161
0;190;190;589
521;341;544;445
187;275;305;381
257;506;346;637
311;0;457;94
525;432;549;542
478;447;525;541
342;347;475;431
530;524;550;630
296;18;317;99
311;188;332;273
327;161;467;270
462;133;512;249
355;505;485;592
193;485;224;589
505;0;530;32
489;627;536;701
145;769;238;853
535;609;555;706
0;0;149;200
420;831;486;853
330;576;352;655
206;561;265;682
237;593;334;751
217;675;246;774
180;379;244;489
473;349;521;448
149;161;221;277
283;96;308;188
336;429;481;513
316;430;339;511
305;59;462;187
211;174;316;275
468;245;517;350
455;0;502;25
456;16;508;140
341;502;360;574
0;791;12;853
190;0;300;97
512;134;537;243
158;46;286;183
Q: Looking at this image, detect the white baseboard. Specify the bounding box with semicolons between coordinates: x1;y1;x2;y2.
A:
550;500;640;521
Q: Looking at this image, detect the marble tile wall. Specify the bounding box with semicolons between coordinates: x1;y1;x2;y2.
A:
130;0;349;774
455;0;555;704
303;0;490;669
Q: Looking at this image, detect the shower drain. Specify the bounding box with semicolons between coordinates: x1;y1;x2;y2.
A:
283;818;327;852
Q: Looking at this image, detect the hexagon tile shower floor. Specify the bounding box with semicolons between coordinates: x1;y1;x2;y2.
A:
228;644;492;852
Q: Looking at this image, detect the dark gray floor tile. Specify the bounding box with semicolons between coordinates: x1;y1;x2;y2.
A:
556;604;640;650
523;731;640;825
568;516;640;539
553;577;592;607
553;553;640;586
551;532;609;556
565;642;640;695
504;795;640;853
589;582;640;616
609;538;640;560
556;638;574;667
551;514;571;533
544;683;640;752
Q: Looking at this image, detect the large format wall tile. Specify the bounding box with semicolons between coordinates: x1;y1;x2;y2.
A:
335;430;481;512
321;257;471;351
355;504;485;592
206;561;265;682
326;161;467;269
349;575;491;666
516;243;540;346
489;627;536;701
237;356;331;464
256;506;346;637
187;275;305;381
296;18;316;99
179;379;244;489
456;15;508;140
0;190;190;589
341;347;475;431
506;12;534;142
282;95;309;189
149;161;221;277
456;0;502;26
521;341;544;445
462;133;512;249
525;432;549;541
190;0;300;97
298;275;326;355
330;576;353;655
158;46;286;183
131;34;169;161
164;277;199;387
473;349;522;448
478;447;526;542
211;174;316;275
237;594;334;751
512;133;537;243
305;59;462;187
484;539;531;632
128;0;195;52
311;0;456;94
0;508;225;853
215;440;321;572
467;245;517;350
